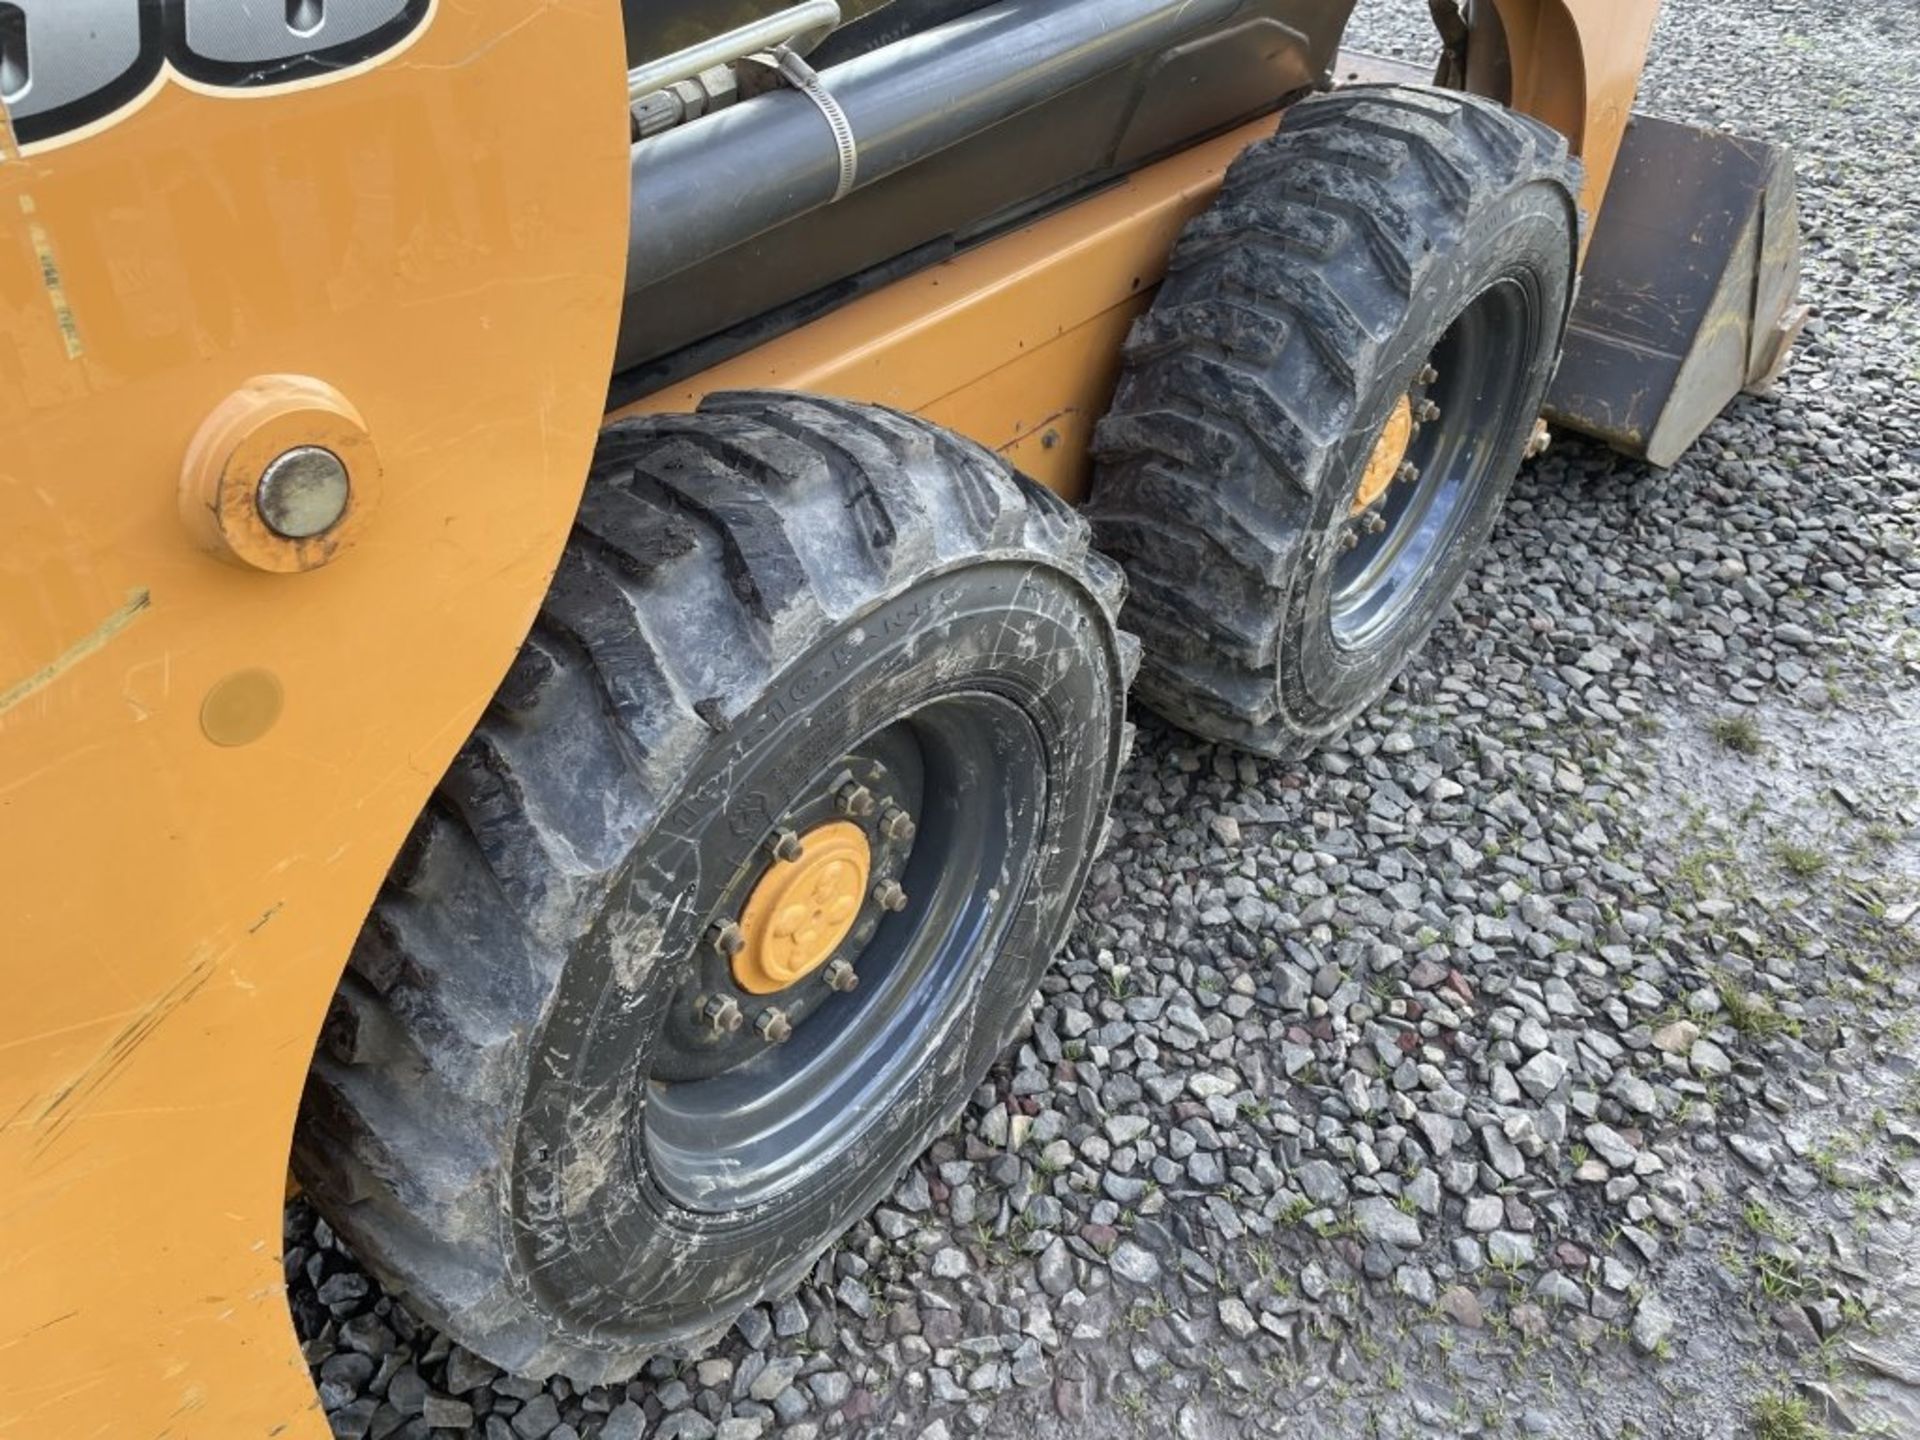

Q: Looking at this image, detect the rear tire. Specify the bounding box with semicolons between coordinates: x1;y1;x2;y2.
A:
295;393;1134;1382
1089;85;1580;757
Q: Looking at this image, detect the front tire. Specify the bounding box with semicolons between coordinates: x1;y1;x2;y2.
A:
1090;85;1580;757
295;394;1134;1381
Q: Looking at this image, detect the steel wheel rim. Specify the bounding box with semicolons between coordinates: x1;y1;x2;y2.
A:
643;691;1045;1213
1331;278;1534;652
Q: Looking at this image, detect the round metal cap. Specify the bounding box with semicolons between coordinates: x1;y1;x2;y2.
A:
1352;395;1413;518
733;820;872;994
256;446;351;539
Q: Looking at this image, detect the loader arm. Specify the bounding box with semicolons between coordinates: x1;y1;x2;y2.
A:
1461;0;1809;462
1476;0;1666;226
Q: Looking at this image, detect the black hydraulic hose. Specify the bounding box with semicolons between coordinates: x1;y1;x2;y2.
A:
624;0;1243;294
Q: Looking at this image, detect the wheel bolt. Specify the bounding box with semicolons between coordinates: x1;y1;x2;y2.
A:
1396;461;1419;486
879;806;917;843
836;781;876;818
702;995;744;1035
873;879;909;913
769;828;805;862
756;1007;794;1043
1417;399;1442;423
1365;511;1388;536
823;958;859;993
1418;364;1439;385
709;920;746;958
1342;526;1360;552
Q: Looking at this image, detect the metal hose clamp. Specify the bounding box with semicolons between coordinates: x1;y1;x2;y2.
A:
774;46;859;203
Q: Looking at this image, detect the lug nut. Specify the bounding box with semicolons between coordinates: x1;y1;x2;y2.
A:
709;920;746;958
1417;399;1442;423
1418;364;1439;385
756;1007;794;1043
836;781;876;818
879;806;917;843
1396;461;1420;486
769;828;805;862
702;995;744;1035
823;958;859;993
1364;511;1388;536
873;879;909;913
1342;526;1360;552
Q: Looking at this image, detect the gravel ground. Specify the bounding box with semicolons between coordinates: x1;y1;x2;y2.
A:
286;3;1920;1436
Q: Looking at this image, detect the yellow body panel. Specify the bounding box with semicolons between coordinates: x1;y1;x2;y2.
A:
614;119;1282;499
0;3;1663;1432
0;5;631;1436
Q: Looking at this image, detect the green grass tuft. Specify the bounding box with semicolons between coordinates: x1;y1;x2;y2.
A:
1774;841;1828;880
1711;966;1799;1039
1751;1391;1828;1440
1710;714;1765;755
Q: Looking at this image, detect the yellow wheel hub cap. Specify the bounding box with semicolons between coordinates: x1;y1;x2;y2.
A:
1352;394;1413;517
733;821;873;995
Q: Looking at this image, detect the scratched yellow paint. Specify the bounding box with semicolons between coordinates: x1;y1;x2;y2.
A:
0;6;631;1437
16;196;82;359
0;588;148;718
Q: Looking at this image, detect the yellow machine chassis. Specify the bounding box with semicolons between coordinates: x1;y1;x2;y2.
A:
0;3;1658;1433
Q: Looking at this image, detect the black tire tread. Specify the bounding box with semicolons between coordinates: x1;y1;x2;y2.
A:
1088;84;1578;756
295;393;1132;1381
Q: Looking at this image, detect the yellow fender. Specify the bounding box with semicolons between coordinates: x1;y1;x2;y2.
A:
0;4;630;1434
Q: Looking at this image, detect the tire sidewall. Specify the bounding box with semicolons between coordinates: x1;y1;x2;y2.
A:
1271;184;1574;742
508;557;1123;1357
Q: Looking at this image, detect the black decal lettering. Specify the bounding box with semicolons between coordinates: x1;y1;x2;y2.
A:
170;0;427;88
4;1;161;148
9;0;430;146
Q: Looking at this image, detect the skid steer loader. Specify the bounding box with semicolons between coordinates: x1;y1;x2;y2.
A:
0;0;1804;1430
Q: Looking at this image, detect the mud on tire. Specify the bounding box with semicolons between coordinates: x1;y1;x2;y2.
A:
295;393;1135;1382
1089;85;1581;757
